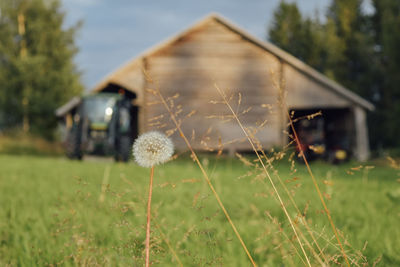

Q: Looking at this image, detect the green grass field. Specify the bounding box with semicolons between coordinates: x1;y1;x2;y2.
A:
1;154;399;266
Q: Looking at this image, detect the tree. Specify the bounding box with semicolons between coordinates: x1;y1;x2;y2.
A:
268;1;345;76
268;0;400;150
327;0;400;148
326;0;374;97
269;2;305;60
0;0;83;139
369;0;400;148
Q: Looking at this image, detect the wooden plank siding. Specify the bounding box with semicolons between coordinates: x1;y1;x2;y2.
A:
145;20;283;151
284;64;352;109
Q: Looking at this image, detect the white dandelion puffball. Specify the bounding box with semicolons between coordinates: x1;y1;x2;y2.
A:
133;131;174;168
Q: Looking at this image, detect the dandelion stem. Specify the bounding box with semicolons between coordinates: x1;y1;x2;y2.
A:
145;166;155;267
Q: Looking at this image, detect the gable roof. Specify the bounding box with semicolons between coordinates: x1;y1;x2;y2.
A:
93;13;374;111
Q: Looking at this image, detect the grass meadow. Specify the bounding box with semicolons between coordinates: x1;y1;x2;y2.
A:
1;153;399;266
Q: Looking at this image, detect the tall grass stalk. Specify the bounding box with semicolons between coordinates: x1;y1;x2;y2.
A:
149;80;258;267
214;84;312;267
212;84;328;264
98;165;111;203
254;140;328;264
264;211;308;266
286;109;351;267
272;70;352;265
270;72;350;265
254;139;328;265
153;220;184;267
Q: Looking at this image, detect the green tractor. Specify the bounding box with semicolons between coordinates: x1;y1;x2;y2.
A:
59;93;137;162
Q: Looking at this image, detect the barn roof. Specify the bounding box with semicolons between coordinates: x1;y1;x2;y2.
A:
55;96;81;117
93;13;374;111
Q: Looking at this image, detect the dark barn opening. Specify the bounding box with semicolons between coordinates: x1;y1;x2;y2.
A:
101;83;137;100
290;108;354;161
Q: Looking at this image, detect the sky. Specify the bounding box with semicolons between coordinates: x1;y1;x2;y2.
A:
60;0;335;89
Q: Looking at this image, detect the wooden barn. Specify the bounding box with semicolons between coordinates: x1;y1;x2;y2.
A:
61;13;374;161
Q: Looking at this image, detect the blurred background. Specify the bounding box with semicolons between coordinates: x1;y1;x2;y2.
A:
0;0;399;156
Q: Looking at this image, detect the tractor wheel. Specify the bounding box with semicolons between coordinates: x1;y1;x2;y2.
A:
65;126;82;160
116;135;132;162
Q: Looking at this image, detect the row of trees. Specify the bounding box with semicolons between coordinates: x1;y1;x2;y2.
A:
269;0;400;150
0;0;83;139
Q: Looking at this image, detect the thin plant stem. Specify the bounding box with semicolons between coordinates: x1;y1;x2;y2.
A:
271;71;347;266
232;120;325;264
249;135;327;265
153;86;257;267
98;165;111;203
265;211;307;266
287;110;351;267
259;149;328;265
153;220;184;267
308;229;358;264
145;166;155;267
216;86;327;265
214;84;311;267
213;86;326;265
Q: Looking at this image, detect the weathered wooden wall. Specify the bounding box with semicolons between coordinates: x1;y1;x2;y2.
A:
144;19;283;152
284;64;352;109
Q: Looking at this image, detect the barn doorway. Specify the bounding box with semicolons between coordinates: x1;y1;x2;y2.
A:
289;108;354;162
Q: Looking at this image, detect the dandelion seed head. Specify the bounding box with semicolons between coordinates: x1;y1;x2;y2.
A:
133;131;174;168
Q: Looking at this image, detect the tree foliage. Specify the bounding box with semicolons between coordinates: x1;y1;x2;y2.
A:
370;0;400;148
269;0;400;149
0;0;83;139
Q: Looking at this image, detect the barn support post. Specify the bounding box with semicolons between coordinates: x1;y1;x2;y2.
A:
353;106;370;161
140;58;148;134
278;60;288;147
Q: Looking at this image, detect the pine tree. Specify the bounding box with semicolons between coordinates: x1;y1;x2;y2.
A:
268;1;344;76
369;0;400;148
269;2;305;60
326;0;374;97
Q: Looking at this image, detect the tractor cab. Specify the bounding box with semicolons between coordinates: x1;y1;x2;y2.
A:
58;92;137;162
